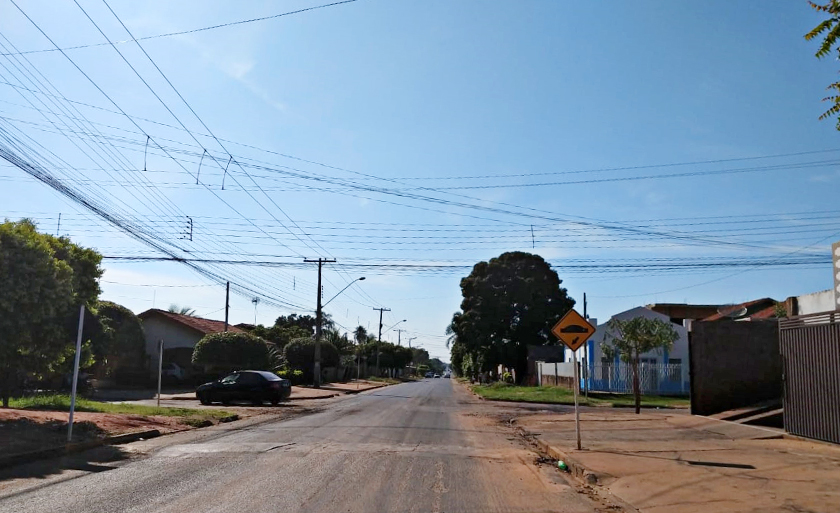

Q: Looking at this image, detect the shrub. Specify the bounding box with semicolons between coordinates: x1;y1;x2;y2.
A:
276;368;305;385
283;338;339;382
191;331;273;373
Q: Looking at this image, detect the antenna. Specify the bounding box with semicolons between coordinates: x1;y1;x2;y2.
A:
717;304;748;319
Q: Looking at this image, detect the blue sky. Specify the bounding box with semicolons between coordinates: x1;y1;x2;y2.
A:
1;0;839;360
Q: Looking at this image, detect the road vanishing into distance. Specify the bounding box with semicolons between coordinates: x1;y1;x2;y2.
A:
0;379;602;513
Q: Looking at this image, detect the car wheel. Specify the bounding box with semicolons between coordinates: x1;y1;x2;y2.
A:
270;397;280;406
198;393;210;405
221;397;231;405
251;397;263;406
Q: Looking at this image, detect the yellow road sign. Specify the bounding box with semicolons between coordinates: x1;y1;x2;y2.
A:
551;309;595;351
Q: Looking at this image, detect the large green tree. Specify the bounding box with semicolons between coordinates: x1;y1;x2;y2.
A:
448;252;575;383
0;220;102;406
806;1;840;128
89;301;147;376
601;316;679;414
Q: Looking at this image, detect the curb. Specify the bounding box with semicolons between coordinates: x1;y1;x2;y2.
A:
0;429;161;470
514;426;601;485
288;393;340;401
472;393;686;410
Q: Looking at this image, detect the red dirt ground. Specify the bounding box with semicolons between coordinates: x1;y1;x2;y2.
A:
0;409;186;456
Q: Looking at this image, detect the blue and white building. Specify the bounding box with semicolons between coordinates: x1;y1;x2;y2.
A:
564;306;690;395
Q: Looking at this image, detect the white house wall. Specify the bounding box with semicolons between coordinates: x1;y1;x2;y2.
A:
141;317;204;367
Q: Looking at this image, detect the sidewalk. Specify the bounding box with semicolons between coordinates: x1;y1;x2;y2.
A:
516;410;840;513
137;380;389;402
317;380;388;394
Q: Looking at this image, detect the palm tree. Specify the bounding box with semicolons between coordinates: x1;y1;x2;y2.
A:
168;304;196;316
445;312;461;349
354;326;367;345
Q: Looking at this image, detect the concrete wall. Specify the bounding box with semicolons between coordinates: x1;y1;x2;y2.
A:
797;290;835;315
689;320;781;416
537;361;576;388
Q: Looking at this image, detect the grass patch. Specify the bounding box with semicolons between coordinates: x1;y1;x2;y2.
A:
9;394;234;419
367;377;401;384
179;418;213;428
470;383;688;408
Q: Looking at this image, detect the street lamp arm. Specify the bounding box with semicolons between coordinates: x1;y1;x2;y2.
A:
382;319;407;335
322;277;365;308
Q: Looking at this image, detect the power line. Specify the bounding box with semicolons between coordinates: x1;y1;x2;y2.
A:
95;0;377;311
0;0;360;56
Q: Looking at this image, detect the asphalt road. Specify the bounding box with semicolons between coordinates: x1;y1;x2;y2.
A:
0;379;599;513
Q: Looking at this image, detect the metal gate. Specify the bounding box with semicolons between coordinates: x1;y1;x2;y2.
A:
779;311;840;444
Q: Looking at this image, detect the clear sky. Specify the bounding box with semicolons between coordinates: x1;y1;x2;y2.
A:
2;0;839;360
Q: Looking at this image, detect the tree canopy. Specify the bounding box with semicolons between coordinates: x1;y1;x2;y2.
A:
806;1;840;129
0;220;102;406
191;331;274;374
447;252;574;382
601;316;679;413
89;301;147;375
283;338;339;382
357;340;413;372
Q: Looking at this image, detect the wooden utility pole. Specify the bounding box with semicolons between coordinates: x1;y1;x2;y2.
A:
305;258;336;388
583;293;588;399
373;307;391;375
224;281;230;332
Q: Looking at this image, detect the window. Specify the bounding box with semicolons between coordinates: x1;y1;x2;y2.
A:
600;357;611;380
238;372;263;385
668;359;682;382
220;373;239;384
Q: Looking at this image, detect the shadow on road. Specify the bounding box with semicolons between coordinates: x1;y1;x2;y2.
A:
0;445;129;484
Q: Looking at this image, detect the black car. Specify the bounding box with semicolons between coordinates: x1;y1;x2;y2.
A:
197;370;291;406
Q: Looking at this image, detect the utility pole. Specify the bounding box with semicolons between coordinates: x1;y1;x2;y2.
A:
396;329;406;346
373;307;391;376
305;258;336;388
407;337;417;348
583;293;589;399
224;281;230;332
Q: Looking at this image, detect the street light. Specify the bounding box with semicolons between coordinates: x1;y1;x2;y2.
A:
322;277;365;308
383;319;407;335
314;276;365;388
376;319;406;377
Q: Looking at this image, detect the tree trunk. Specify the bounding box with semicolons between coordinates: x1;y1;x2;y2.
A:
632;351;641;414
1;369;9;408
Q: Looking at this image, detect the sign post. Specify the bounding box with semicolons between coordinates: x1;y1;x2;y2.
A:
157;339;164;408
551;309;596;451
67;305;85;443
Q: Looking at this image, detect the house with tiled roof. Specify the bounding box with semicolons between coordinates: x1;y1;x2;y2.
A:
700;298;779;322
138;309;245;377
